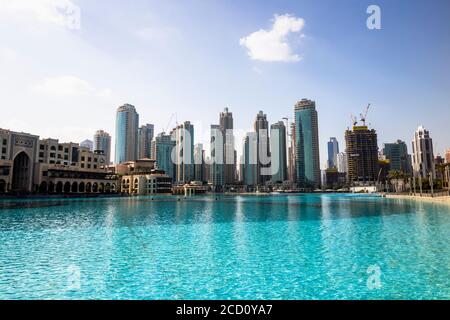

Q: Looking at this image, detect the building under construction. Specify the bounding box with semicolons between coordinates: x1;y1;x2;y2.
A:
345;125;379;185
345;105;379;185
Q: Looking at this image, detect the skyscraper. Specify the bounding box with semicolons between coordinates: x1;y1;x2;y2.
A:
412;126;435;179
345;125;379;184
270;121;287;183
327;137;339;169
194;143;205;182
173;121;194;184
220;108;236;185
294;99;321;189
94;130;111;164
337;152;348;174
287;122;296;183
151;132;176;182
138;124;154;159
254;111;270;186
382;140;412;174
210;124;224;190
115;104;139;164
242;132;258;187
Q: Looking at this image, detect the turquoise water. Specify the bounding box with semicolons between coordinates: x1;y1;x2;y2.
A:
0;194;449;300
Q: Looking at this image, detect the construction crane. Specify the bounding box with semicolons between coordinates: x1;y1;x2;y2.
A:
360;103;371;126
350;114;358;127
164;113;178;134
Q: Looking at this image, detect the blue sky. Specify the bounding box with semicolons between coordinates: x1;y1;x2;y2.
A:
0;0;449;167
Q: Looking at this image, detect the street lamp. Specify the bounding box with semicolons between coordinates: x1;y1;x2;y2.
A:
429;171;434;198
419;173;423;197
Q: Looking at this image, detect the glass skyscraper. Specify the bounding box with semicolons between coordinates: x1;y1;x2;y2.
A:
152;132;176;182
294;99;321;189
210;124;224;190
270;121;287;183
173;121;195;184
382;140;412;174
327;137;339;169
220;108;236;185
254;111;270;186
242;132;258;188
94;130;111;164
115;104;139;164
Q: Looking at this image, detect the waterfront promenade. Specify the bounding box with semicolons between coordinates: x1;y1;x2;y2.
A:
385;194;450;205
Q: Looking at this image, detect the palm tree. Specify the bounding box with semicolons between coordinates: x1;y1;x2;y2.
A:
388;170;401;193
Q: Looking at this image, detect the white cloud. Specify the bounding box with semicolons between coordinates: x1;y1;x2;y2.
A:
32;76;112;99
0;0;81;30
240;14;305;62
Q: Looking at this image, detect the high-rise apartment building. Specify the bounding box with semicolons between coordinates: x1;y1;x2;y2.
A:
194;143;205;182
337;152;348;174
270;121;287;183
242;132;258;187
173;121;194;184
138;124;154;159
94;130;111;164
294;99;321;189
254;111;270;186
345;125;379;184
327;137;339;169
412;126;435;179
382;140;411;174
115;104;139;164
151;132;176;182
210;124;224;190
287;122;296;183
220;108;236;185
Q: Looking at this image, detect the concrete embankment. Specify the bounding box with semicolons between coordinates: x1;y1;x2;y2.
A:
385;194;450;205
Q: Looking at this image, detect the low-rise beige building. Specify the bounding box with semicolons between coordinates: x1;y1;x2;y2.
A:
116;159;172;195
1;127;119;195
33;163;118;194
0;129;39;193
121;170;172;195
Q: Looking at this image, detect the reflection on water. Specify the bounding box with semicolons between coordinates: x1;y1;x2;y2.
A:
0;194;449;299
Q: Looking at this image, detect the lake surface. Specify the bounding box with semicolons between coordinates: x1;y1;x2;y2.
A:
0;194;449;299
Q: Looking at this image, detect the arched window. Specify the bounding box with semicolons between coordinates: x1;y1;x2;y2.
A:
12;152;30;192
56;181;63;194
48;182;55;193
64;182;71;193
